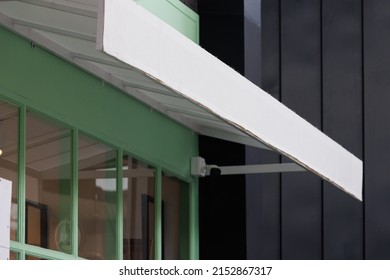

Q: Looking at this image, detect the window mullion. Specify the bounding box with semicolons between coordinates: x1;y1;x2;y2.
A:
17;105;26;250
189;179;199;260
154;167;162;260
116;149;123;260
71;128;78;258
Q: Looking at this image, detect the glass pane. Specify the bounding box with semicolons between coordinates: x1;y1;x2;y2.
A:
26;255;45;260
78;134;117;260
122;155;155;260
9;251;19;260
162;174;189;260
25;111;71;253
0;100;18;241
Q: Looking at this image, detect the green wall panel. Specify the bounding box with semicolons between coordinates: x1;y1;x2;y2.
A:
137;0;199;43
0;26;198;179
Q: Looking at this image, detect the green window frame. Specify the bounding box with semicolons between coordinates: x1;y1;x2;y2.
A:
1;95;198;260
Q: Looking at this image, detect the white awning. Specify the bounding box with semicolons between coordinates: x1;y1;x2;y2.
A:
0;0;363;200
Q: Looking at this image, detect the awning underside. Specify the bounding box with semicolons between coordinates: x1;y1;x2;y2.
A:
0;0;363;200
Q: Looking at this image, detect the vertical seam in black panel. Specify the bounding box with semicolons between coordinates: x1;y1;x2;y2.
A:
278;0;283;260
320;0;325;260
361;0;366;260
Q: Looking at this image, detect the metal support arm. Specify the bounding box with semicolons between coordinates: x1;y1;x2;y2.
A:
219;163;306;175
191;157;306;177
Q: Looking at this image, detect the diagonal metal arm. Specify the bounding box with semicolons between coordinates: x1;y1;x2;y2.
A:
218;163;306;175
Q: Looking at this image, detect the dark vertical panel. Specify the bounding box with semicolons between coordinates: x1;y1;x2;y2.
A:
280;0;322;259
244;0;262;87
261;0;280;99
364;0;390;259
198;0;245;74
245;150;281;259
199;137;247;260
245;0;281;260
198;0;247;260
322;0;364;260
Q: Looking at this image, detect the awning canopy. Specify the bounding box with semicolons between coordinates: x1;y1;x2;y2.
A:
0;0;362;200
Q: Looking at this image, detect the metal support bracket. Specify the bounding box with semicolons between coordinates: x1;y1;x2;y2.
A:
191;156;306;177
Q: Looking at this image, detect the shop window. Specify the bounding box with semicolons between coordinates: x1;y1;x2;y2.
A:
122;155;155;260
78;134;117;260
25;111;72;252
0;101;18;241
162;174;189;259
1;97;195;260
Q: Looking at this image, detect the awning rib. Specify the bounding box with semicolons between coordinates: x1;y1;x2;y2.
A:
97;0;363;200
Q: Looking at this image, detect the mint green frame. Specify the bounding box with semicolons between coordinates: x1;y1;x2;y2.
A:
0;22;199;260
71;129;79;258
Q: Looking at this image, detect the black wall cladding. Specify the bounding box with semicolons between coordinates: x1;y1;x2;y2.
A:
199;0;390;259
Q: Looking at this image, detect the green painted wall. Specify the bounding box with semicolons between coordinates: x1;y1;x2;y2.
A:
137;0;199;44
0;26;198;179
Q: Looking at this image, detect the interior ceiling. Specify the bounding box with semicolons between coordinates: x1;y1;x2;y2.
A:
0;0;270;151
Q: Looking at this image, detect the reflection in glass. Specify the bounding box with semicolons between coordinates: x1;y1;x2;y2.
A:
78;134;117;260
9;251;18;260
26;255;45;260
162;174;189;260
25;111;71;252
0;100;18;241
122;155;155;260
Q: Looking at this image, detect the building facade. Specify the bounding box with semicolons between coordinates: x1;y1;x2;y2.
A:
198;0;390;260
1;0;386;261
0;0;199;260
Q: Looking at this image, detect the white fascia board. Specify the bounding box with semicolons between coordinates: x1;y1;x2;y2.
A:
97;0;363;200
